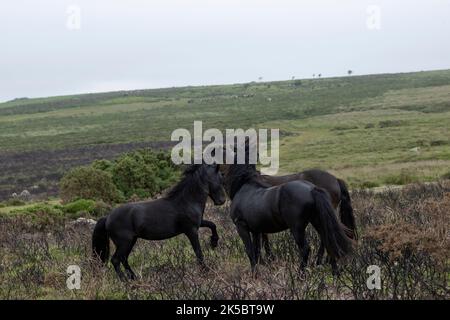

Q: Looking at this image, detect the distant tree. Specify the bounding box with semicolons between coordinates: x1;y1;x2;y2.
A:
318;73;322;78
258;76;263;81
348;70;353;76
312;74;316;78
291;76;295;80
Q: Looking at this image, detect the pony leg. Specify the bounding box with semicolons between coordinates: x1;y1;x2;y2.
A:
262;234;274;261
185;228;206;268
316;241;325;266
121;237;137;280
291;221;310;271
235;222;256;272
329;257;340;276
252;232;262;264
200;219;219;248
111;248;127;281
111;236;137;281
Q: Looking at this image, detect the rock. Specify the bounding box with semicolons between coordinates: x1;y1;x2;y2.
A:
19;190;31;201
74;217;97;226
67;217;97;230
409;147;420;153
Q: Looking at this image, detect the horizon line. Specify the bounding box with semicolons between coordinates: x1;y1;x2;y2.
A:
2;67;449;105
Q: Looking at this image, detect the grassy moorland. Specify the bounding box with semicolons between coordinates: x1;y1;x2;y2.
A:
1;69;450;199
1;70;449;300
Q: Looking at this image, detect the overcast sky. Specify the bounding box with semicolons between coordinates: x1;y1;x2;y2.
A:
1;0;449;102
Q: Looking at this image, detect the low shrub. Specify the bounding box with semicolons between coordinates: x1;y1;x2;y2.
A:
1;181;449;299
3;198;26;207
10;203;63;216
379;120;406;128
383;171;419;185
61;199;111;219
62;199;96;217
9;203;66;229
92;200;112;217
359;181;380;189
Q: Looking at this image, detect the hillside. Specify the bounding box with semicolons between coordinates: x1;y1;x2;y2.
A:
1;69;450;199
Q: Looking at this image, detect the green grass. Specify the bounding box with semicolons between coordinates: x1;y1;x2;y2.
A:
1;69;450;189
0;199;61;215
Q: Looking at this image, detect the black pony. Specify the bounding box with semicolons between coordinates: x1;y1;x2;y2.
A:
224;163;354;274
92;164;225;280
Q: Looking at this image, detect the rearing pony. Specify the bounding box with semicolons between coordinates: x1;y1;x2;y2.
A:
224;162;354;274
92;163;226;280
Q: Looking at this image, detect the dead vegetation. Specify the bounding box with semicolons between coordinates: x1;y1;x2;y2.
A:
0;181;449;300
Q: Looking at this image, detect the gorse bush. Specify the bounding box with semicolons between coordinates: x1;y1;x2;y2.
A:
59;149;180;203
93;149;180;200
59;166;123;204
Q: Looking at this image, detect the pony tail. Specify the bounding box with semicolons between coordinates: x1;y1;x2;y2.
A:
337;179;358;240
312;188;354;260
92;217;110;263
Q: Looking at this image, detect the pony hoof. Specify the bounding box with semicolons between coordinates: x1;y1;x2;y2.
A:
200;263;211;272
117;274;128;282
128;274;137;281
332;270;341;277
210;237;219;249
250;266;259;278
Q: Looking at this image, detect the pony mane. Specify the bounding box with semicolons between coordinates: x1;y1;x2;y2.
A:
225;164;271;199
166;165;206;201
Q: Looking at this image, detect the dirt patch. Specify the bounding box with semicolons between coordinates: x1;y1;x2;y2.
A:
0;141;174;200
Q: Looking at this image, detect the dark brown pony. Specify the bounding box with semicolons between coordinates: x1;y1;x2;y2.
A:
258;169;357;265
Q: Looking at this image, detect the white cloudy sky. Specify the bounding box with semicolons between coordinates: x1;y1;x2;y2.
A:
1;0;449;102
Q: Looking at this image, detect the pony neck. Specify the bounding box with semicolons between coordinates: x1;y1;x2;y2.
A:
167;173;209;213
225;164;260;200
